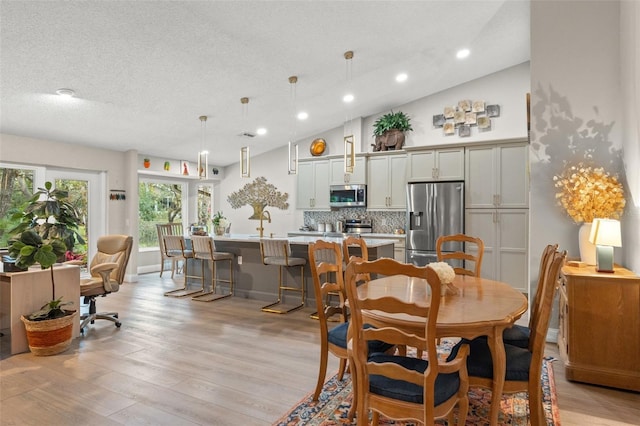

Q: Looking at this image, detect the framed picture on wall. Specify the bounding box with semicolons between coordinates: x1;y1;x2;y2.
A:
433;114;446;127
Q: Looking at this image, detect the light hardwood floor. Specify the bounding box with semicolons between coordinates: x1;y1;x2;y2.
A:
1;273;638;425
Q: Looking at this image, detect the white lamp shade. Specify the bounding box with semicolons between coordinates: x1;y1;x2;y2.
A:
588;218;622;247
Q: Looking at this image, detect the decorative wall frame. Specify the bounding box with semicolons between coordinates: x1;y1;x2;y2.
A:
433;99;501;137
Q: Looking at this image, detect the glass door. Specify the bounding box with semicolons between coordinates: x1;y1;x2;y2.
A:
45;169;105;264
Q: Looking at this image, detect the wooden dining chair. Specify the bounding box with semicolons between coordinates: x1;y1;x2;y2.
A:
345;258;470;426
156;223;184;278
501;243;558;348
342;235;369;262
308;240;349;401
163;235;204;297
436;233;484;277
447;249;566;426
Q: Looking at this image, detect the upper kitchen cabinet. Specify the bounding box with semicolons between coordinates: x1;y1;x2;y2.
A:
367;152;407;210
297;159;330;210
465;142;529;208
330;155;366;185
406;147;465;182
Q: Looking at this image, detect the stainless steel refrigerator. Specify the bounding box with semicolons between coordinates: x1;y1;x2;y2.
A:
405;181;464;266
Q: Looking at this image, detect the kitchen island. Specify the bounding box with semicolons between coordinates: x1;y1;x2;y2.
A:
185;234;394;306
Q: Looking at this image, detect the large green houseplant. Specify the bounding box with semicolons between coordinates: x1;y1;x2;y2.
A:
372;110;413;151
8;181;84;355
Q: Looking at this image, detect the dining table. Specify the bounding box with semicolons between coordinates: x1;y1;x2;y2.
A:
356;273;528;426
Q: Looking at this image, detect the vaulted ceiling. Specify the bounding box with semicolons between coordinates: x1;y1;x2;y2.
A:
0;1;530;166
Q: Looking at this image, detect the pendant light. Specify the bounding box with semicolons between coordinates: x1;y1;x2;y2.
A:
197;115;208;179
343;50;355;174
288;75;299;175
240;97;251;178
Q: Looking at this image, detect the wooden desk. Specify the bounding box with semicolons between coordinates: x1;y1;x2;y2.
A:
558;264;640;391
0;265;80;354
357;274;528;426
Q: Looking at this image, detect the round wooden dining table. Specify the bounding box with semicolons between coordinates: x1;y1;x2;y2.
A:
356;273;528;426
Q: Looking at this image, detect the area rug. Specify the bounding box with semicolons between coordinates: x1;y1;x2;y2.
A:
275;341;560;425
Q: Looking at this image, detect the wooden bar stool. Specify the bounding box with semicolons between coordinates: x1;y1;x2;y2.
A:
190;236;234;302
163;235;204;297
260;238;306;314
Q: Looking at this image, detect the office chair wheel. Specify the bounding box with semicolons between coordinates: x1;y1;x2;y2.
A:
115;321;121;328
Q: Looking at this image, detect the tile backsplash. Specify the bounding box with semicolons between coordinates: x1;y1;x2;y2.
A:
303;209;406;234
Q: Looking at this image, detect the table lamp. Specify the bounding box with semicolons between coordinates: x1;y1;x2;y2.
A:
588;218;622;273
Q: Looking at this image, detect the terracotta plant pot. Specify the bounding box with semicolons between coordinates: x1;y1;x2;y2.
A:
21;311;77;356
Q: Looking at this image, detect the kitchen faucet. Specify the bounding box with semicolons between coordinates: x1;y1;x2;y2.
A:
257;209;271;238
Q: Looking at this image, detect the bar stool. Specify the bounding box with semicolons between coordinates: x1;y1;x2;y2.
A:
190;235;234;302
260;238;306;314
163;235;204;297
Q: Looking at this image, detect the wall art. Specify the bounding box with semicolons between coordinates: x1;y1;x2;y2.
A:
434;99;501;137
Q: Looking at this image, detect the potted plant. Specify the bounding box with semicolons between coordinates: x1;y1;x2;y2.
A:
212;211;230;236
8;181;84;355
372;110;413;151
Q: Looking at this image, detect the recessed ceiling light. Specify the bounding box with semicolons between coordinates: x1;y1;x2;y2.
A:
297;111;308;120
456;48;470;59
395;73;408;83
256;127;267;135
343;93;354;103
56;88;75;98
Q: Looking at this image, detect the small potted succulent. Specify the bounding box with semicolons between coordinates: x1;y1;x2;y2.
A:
8;181;84;355
372;110;413;151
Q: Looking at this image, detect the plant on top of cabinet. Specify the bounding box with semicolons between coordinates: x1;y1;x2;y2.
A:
372;110;413;152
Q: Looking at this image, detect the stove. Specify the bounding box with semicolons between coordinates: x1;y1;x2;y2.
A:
344;218;372;234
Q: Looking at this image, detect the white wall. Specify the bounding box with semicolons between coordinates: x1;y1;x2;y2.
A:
530;0;637;275
364;62;530;149
620;0;640;273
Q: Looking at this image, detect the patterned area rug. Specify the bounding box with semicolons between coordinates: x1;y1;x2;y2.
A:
275;341;560;425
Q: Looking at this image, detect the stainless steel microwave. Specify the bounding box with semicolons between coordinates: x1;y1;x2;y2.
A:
329;184;367;208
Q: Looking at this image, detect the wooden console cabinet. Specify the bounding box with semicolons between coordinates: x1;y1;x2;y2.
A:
558;264;640;391
0;265;80;354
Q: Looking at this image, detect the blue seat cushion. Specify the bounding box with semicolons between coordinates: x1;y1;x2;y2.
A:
367;353;461;405
447;338;532;382
469;325;531;349
502;324;531;349
328;322;394;354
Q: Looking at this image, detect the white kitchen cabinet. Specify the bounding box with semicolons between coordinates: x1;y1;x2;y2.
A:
296;159;330;210
367;153;406;210
465;208;529;293
330;156;366;185
407;147;465;181
465;142;529;208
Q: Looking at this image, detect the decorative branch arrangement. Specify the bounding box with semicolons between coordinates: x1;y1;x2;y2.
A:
227;176;289;219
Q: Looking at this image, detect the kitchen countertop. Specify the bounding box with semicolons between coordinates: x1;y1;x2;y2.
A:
212;233;396;248
287;231;406;239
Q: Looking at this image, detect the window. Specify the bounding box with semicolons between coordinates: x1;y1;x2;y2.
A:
138;180;184;248
0;166;37;248
197;183;213;227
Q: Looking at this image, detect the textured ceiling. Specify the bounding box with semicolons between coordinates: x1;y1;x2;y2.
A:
0;1;530;167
